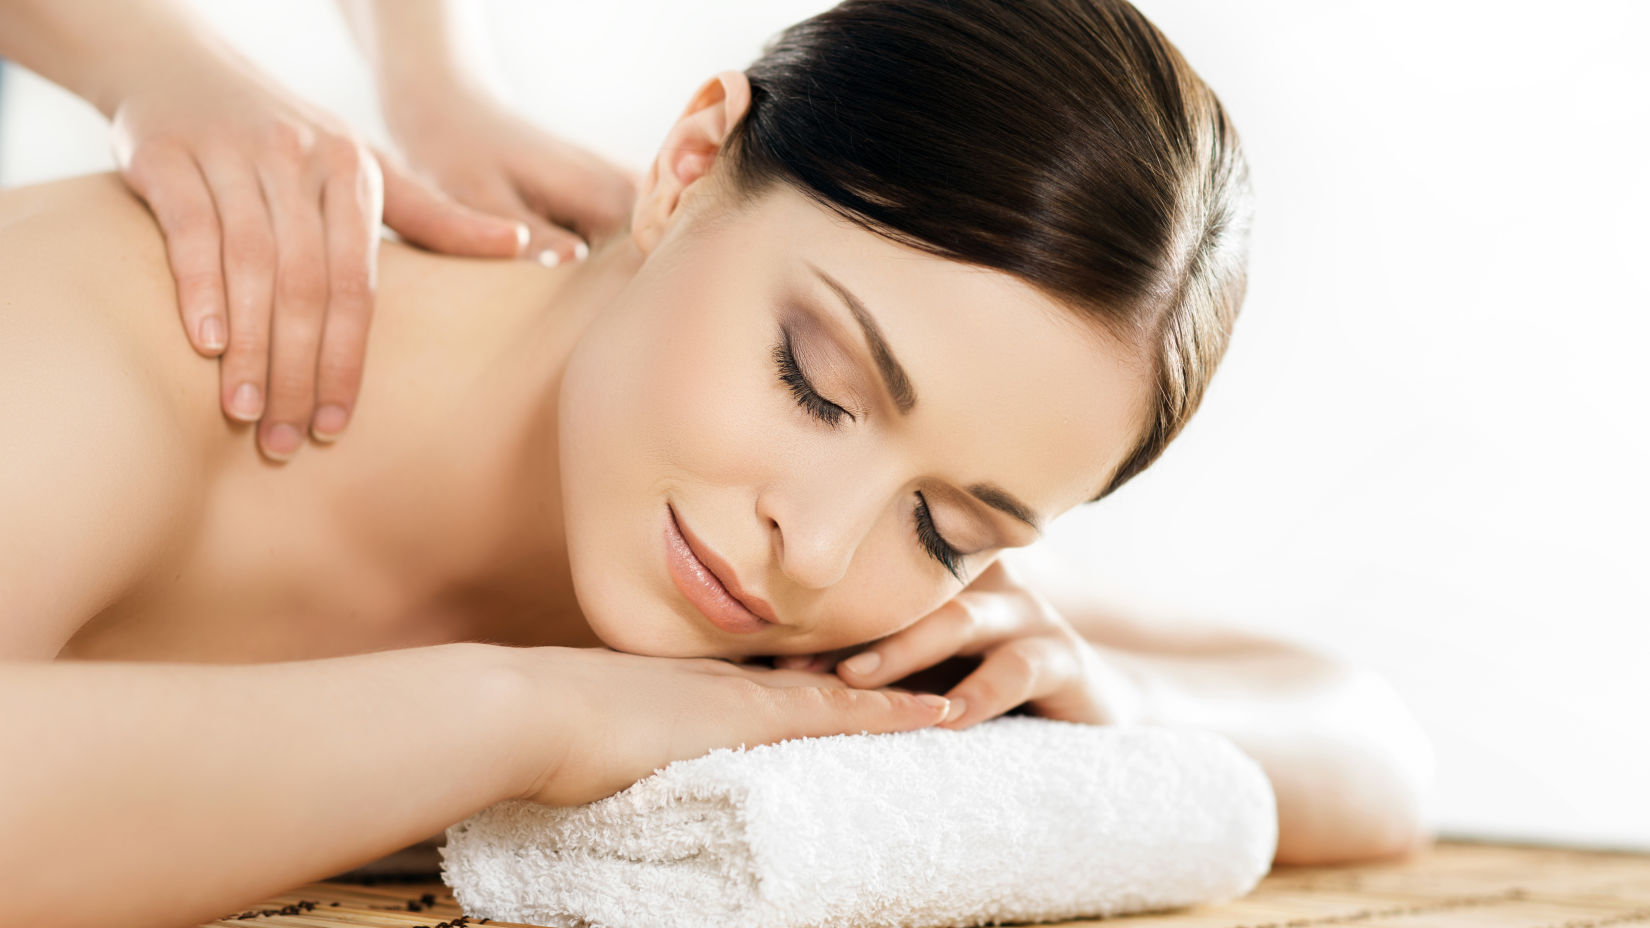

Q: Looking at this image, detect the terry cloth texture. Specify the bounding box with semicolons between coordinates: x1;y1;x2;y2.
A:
441;716;1278;928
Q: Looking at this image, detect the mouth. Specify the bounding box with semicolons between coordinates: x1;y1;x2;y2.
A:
664;503;777;634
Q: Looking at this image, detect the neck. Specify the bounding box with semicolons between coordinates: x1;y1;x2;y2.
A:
315;232;645;646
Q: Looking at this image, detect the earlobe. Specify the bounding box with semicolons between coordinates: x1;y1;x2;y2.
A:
630;70;754;255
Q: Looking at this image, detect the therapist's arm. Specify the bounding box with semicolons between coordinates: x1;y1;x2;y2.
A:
336;0;639;265
0;0;241;116
0;0;527;461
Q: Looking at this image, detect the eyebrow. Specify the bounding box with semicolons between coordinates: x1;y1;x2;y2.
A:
805;261;1045;536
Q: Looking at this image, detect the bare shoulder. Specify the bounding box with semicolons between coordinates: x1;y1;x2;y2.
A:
0;173;210;659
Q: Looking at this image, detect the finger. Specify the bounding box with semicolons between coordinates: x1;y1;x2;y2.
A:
199;157;277;426
124;148;229;357
767;681;951;739
520;216;590;270
752;666;853;689
311;141;383;442
255;160;328;462
378;154;528;259
513;146;637;244
446;177;587;268
938;636;1063;730
835;595;1013;688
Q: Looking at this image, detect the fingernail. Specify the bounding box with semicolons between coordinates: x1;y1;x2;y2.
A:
311;404;349;441
199;316;226;352
536;249;561;268
512;223;530;254
262;423;302;461
229;382;262;421
916;693;950;711
572;240;590;262
843;651;881;676
942;698;968;723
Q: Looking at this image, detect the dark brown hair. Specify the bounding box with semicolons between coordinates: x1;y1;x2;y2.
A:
723;0;1253;500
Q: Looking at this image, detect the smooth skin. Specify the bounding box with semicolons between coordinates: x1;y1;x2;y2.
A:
0;68;1433;927
0;0;637;461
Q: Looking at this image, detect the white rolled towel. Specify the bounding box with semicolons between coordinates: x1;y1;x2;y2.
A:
440;716;1277;928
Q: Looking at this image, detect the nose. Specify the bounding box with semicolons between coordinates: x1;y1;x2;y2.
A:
757;464;896;591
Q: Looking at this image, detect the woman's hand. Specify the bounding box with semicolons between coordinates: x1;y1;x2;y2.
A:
775;558;1147;731
111;60;528;461
511;646;951;808
381;82;640;266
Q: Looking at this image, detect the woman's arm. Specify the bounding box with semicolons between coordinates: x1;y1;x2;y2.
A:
0;643;538;926
1000;553;1435;863
1091;634;1437;866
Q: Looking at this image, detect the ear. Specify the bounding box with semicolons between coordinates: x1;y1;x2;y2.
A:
631;69;753;255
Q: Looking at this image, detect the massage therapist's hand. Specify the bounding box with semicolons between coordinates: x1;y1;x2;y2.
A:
111;59;528;460
775;559;1148;731
511;646;952;808
380;79;640;266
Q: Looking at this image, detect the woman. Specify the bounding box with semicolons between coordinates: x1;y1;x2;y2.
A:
0;0;1434;924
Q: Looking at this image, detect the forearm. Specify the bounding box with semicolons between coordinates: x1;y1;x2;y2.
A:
334;0;504;124
0;642;536;926
1096;639;1437;866
0;0;239;117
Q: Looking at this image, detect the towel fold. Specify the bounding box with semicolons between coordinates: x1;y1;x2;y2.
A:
440;716;1277;928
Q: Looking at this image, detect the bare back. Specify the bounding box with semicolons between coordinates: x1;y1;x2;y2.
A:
0;173;597;663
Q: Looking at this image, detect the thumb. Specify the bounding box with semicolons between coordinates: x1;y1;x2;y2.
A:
377;152;528;258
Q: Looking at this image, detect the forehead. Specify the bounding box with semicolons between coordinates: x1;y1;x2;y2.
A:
726;184;1153;519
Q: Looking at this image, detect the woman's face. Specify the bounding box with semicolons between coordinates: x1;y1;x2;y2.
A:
560;62;1153;660
556;168;1153;661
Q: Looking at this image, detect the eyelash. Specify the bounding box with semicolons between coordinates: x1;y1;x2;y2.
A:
771;329;966;581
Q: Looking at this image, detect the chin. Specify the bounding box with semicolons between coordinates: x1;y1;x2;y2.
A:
560;523;712;660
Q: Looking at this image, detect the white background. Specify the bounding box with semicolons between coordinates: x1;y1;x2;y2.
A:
2;1;1645;851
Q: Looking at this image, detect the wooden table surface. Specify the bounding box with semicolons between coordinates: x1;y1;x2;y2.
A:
199;839;1650;928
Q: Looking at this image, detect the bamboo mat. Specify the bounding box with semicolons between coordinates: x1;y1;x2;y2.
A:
202;839;1650;928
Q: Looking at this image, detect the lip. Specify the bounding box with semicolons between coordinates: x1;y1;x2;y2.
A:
664;503;778;634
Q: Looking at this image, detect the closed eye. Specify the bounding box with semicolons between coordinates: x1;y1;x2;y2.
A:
771;326;966;582
773;327;851;428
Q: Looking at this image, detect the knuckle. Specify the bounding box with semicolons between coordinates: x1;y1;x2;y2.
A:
263;120;315;163
321;135;365;174
224;328;271;366
1000;644;1042;689
173;268;222;303
946;596;984;634
328;269;373;308
222;300;267;346
265;367;317;408
814;685;863;713
968;673;1010;710
315;355;362;395
160;203;217;238
225;225;276;269
275;264;328;310
273;316;324;359
122;144;173;187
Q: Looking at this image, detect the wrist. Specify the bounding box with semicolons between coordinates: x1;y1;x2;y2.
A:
379;72;493;148
458;642;581;804
86;19;245;119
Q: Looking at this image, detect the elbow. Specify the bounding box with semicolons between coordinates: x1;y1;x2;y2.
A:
1271;667;1439;867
